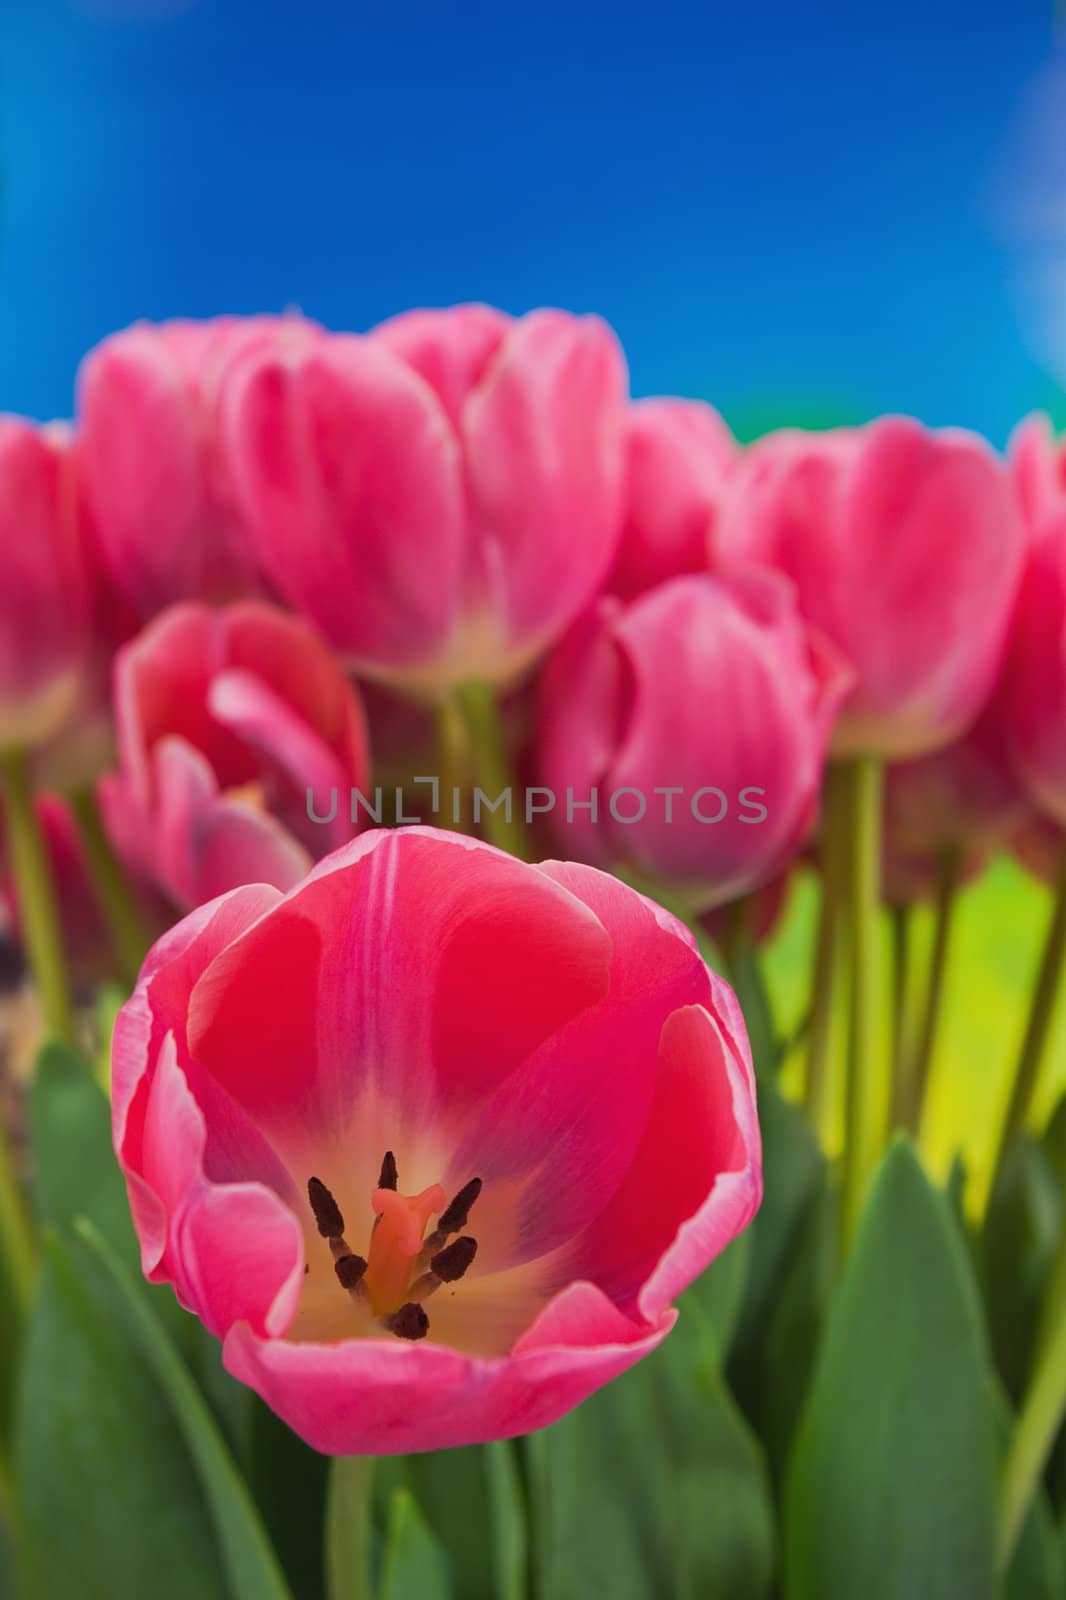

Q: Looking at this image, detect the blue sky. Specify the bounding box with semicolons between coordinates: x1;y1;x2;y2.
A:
2;0;1063;441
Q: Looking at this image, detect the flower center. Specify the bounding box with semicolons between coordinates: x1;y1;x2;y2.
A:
306;1153;482;1341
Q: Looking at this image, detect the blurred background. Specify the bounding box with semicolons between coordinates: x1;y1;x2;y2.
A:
4;0;1066;1190
3;0;1066;442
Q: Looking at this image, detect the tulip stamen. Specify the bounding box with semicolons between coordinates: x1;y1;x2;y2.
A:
309;1171;481;1340
308;1176;345;1240
417;1177;482;1268
383;1302;430;1341
308;1177;370;1303
409;1236;478;1303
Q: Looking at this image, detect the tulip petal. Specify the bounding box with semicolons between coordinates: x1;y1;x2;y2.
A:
222;336;466;671
371;304;511;429
153;738;312;909
444;861;714;1269
565;1002;761;1319
463;311;627;660
185;831;613;1159
223;1282;673;1456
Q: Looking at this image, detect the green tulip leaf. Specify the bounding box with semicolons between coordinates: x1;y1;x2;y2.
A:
14;1230;230;1600
30;1039;139;1264
71;1220;293;1600
373;1439;527;1600
784;1139;1001;1600
528;1297;775;1600
377;1487;454;1600
729;1075;824;1421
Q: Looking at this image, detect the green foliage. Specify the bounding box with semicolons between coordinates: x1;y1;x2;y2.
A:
784;1140;1001;1599
527;1260;775;1600
15;1042;292;1600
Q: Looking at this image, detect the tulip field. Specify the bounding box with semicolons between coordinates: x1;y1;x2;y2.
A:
0;305;1065;1600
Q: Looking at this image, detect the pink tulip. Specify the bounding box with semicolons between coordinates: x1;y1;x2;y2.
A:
111;827;760;1454
1000;511;1066;825
718;418;1023;759
881;698;1031;905
78;316;319;620
535;572;850;910
101;601;370;911
220;305;627;698
0;418;92;751
1009;413;1066;531
607;398;737;600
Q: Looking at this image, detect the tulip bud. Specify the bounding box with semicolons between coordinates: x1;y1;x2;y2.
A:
881;700;1031;905
101;601;371;911
1001;511;1066;826
77;316;319;619
719;417;1023;760
607;398;737;599
220;305;627;699
536;572;851;909
0;418;91;752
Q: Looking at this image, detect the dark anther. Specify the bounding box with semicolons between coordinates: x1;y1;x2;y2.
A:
431;1236;478;1283
308;1177;346;1239
378;1150;398;1191
335;1253;368;1290
439;1177;482;1234
388;1302;430;1341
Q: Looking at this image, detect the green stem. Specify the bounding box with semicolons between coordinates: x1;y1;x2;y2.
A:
716;896;755;992
986;836;1066;1212
888;902;912;1122
0;1134;32;1312
804;770;848;1135
839;756;885;1251
0;746;74;1042
903;847;961;1139
70;785;150;986
433;696;473;834
454;681;532;860
998;1221;1066;1568
0;1123;33;1450
325;1455;373;1600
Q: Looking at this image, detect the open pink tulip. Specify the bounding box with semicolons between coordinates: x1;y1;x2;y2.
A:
536;572;850;909
111;827;761;1455
607;398;737;600
719;417;1023;759
0;418;92;751
220;305;627;698
101;601;370;911
78;316;319;619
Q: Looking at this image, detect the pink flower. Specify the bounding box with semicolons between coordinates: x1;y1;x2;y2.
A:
607;399;737;600
0;418;92;751
1000;511;1066;826
78;316;319;620
719;418;1023;759
220;305;627;698
1009;413;1066;531
881;699;1032;905
101;601;370;911
535;572;850;909
111;827;761;1455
